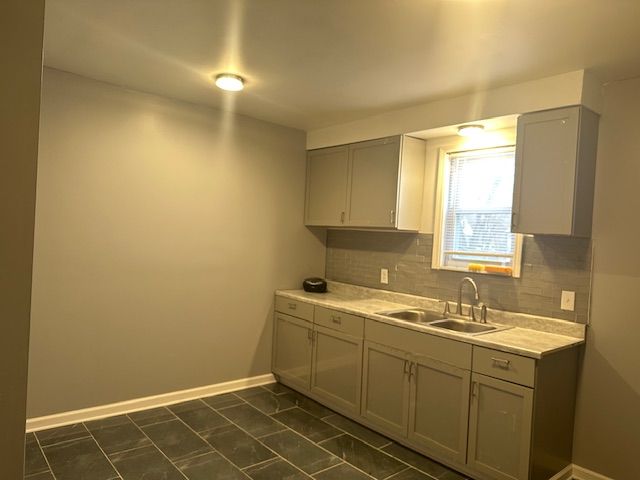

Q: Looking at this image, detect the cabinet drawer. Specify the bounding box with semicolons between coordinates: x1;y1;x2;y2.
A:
275;296;314;322
315;306;364;336
365;319;471;370
472;347;535;387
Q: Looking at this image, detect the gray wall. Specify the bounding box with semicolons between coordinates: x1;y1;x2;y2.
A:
27;68;326;417
327;231;591;322
572;76;640;479
0;1;44;477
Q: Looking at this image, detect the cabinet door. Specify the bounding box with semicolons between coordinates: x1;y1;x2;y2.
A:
512;107;580;235
467;373;534;480
361;341;410;437
305;145;349;226
272;313;313;392
347;137;400;227
310;325;363;415
408;355;471;464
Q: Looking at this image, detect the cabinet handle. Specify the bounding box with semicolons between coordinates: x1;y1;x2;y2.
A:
511;211;518;228
340;211;345;223
331;315;342;325
491;357;511;369
403;359;409;376
471;381;478;399
409;362;416;381
390;210;396;225
307;329;312;344
288;303;297;310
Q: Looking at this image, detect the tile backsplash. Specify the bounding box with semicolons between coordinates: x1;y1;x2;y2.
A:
325;230;592;323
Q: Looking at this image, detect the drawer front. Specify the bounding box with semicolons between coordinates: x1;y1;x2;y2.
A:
365;319;471;370
315;306;364;337
275;296;314;322
472;346;536;387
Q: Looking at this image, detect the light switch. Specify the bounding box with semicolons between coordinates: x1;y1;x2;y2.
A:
561;290;575;311
380;268;389;284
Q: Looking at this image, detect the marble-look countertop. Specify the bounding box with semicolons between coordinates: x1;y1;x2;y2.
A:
275;283;586;359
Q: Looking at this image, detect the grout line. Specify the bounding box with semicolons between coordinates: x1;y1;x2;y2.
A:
121;419;191;480
81;423;126;480
33;434;58;480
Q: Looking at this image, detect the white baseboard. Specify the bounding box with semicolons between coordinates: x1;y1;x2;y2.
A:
549;464;573;480
26;373;275;432
572;464;615;480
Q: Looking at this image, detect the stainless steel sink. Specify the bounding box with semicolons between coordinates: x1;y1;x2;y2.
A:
428;318;506;335
378;308;446;324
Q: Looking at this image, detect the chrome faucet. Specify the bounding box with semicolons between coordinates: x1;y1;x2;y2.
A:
458;277;479;321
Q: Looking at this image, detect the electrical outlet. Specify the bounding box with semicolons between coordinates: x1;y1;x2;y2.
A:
380;268;389;284
561;290;575;311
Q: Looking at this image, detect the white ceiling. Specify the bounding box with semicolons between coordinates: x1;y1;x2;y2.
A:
44;0;640;131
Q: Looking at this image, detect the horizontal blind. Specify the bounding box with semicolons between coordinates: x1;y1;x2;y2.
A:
442;147;516;266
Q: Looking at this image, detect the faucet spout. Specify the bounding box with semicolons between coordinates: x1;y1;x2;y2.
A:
457;277;479;320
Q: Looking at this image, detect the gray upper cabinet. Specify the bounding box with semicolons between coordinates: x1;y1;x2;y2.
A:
305;145;349;226
512;105;599;236
304;135;426;231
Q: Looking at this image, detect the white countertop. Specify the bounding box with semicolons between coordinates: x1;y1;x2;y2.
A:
275;287;585;359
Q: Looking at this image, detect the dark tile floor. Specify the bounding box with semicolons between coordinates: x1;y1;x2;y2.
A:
24;382;470;480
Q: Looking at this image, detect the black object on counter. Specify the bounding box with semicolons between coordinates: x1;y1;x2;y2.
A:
303;277;327;293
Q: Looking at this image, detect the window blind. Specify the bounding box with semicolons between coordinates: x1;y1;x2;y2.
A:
441;147;516;268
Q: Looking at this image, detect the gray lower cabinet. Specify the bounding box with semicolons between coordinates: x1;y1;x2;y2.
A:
408;354;471;465
310;325;363;415
272;312;313;392
361;341;411;437
467;373;534;480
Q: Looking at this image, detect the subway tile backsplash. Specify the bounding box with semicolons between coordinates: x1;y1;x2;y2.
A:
325;230;592;323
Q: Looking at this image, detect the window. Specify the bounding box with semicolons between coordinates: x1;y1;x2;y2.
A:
432;146;522;277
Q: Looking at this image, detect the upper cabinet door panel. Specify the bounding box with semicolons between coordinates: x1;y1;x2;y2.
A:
305;145;349;226
347;137;400;227
513;107;579;235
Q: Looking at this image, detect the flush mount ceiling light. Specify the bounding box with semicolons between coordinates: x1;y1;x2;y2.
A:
457;124;485;137
214;73;244;92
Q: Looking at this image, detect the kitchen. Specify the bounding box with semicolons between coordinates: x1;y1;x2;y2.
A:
2;2;639;480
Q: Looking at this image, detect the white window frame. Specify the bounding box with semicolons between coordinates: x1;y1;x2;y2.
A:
431;144;523;278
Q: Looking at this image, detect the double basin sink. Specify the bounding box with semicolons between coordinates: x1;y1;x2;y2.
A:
377;308;511;336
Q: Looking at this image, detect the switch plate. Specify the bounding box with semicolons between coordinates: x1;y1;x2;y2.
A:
561;290;575;311
380;268;389;284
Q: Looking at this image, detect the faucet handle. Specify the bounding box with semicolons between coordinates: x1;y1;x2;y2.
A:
442;301;451;317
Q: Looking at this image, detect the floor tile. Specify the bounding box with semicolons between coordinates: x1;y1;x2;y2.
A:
175;451;249;480
242;390;296;415
85;415;151;455
25;433;49;476
281;392;335;418
201;424;275;468
323;415;390;448
271;408;341;442
320;434;406;480
313;462;372;480
260;429;341;475
109;444;184;480
381;443;448;478
169;399;230;432
141;419;211;461
243;458;310;480
262;382;294;396
234;386;269;399
35;423;90;447
218;403;286;437
202;392;245;409
387;468;436;480
128;407;175;427
24;472;55;480
439;470;468;480
42;436;118;480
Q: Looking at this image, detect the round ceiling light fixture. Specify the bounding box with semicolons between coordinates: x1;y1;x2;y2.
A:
215;73;245;92
457;124;485;137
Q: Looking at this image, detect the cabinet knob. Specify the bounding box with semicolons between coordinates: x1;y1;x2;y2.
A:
491;357;511;369
288;303;297;310
331;315;342;324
